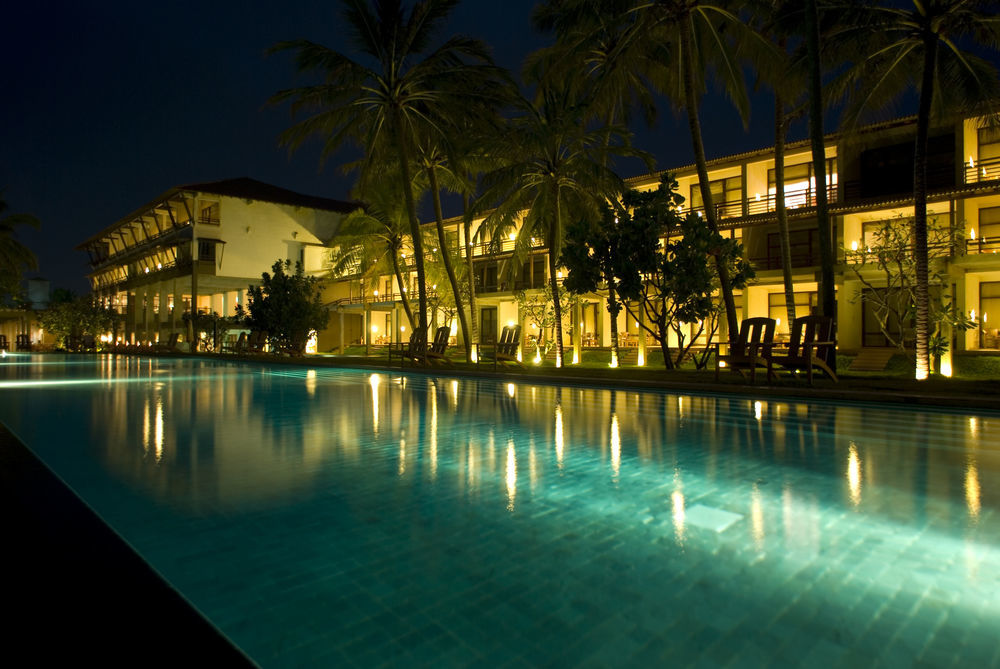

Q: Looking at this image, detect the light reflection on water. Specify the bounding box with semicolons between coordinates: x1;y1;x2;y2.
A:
1;354;999;665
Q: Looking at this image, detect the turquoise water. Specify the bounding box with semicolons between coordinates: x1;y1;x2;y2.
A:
0;354;998;667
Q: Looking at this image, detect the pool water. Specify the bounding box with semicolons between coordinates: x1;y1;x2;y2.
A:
0;354;997;667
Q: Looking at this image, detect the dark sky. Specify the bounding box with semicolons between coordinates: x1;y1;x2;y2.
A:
3;0;787;294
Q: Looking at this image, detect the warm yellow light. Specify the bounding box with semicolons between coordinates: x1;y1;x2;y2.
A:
637;351;644;366
508;232;516;241
400;326;406;332
533;352;541;365
470;344;478;363
507;320;516;327
847;442;862;506
940;359;952;377
971;228;977;240
505;440;517;511
572;350;579;364
851;240;858;251
373;289;379;296
970;309;977;321
531;323;537;329
556;271;562;279
970;155;975;168
966;463;981;519
610;413;620;478
305;330;318;354
507;383;516;398
719;360;727;368
776;317;781;327
371;325;379;333
754;401;763;421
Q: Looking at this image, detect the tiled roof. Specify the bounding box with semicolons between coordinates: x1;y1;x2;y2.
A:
179;177;358;213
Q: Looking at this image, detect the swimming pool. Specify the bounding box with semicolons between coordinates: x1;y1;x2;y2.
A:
1;354;997;666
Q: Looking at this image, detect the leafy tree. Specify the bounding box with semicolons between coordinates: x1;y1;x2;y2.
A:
272;0;503;350
515;283;578;362
0;192;40;297
561;203;645;367
239;260;329;354
838;0;1000;378
617;175;754;369
36;296;115;350
844;215;974;357
183;310;242;352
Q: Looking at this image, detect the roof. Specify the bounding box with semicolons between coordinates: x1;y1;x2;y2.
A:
78;178;359;249
177;177;358;214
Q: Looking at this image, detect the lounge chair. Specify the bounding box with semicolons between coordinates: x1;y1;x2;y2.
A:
247;331;267;353
15;334;32;352
714;317;776;383
426;326;452;364
0;335;7;351
767;315;838;384
478;324;522;369
388;327;428;366
230;332;248;354
154;332;180;353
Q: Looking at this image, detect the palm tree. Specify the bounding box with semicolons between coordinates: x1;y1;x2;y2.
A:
271;0;501;344
330;177;419;330
0;192;40;295
479;86;646;367
839;0;1000;379
617;0;769;338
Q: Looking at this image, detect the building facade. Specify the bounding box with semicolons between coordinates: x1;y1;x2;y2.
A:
327;114;1000;364
79;178;354;348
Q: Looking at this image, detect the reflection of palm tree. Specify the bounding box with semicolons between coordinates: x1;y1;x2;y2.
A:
839;0;1000;379
272;0;498;343
0;192;39;294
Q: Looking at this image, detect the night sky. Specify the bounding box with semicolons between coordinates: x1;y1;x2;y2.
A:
4;0;804;294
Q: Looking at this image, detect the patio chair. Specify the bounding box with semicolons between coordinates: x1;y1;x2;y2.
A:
388;327;428;366
230;332;248;354
247;331;268;353
767;315;838;385
478;325;522;369
154;332;180;353
714;317;776;384
426;326;452;364
15;334;32;352
0;334;7;351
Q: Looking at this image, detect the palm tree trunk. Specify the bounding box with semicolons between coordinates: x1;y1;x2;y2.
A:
391;107;429;344
805;0;836;372
427;165;472;361
680;13;739;338
912;36;937;380
608;285;621;367
775;92;796;327
463;192;480;349
550;184;565;367
391;251;416;329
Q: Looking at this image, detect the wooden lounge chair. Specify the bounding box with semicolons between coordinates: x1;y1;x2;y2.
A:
154;332;180;353
767;315;838;385
426;326;452;364
0;334;7;351
230;332;248;354
15;334;32;352
388;327;428;366
478;325;522;369
714;317;776;383
247;331;268;354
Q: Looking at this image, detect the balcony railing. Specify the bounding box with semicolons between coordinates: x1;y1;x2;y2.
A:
967;236;1000;254
965;157;1000;183
745;185;839;216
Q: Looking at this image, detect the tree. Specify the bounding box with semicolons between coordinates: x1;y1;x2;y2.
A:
0;192;40;297
479;85;646;367
838;0;1000;378
272;0;499;349
36;296;115;350
844;215;974;356
618;175;754;369
561;202;645;367
615;0;767;338
240;260;329;354
514;283;578;362
330;176;418;330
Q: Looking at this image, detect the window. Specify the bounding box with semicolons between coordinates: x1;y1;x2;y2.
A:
690;176;742;217
767;158;837;210
765;229;817;270
767;292;818;335
198;240;216;262
199;202;220;225
480;307;498;344
980;281;1000;349
974;207;1000;253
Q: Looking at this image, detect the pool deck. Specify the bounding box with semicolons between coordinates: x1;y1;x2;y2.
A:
0;423;255;667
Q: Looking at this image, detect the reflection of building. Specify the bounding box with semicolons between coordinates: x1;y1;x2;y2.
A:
329;114;1000;360
78;178;354;347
